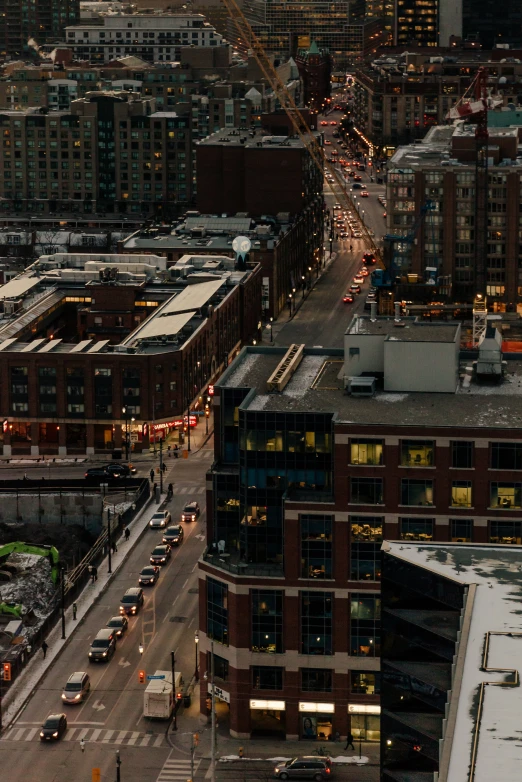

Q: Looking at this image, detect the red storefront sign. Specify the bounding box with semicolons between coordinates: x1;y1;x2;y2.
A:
152;416;197;432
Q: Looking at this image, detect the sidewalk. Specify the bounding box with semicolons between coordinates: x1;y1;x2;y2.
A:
169;682;380;768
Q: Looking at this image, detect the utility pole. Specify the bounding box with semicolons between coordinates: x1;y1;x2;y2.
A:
171;650;177;731
159;438;163;495
210;640;216;782
116;750;121;782
107;506;112;574
187;394;191;453
60;565;66;639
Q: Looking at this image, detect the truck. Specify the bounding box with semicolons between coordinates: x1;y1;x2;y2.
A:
143;670;182;719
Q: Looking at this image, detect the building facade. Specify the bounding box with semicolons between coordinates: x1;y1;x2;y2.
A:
0;252;261;455
65;14;224;63
197;316;522;740
295;41;332;114
0;0;78;59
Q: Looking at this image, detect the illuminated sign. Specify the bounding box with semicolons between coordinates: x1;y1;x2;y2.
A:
348;704;380;714
208;385;215;396
299;702;335;714
249;700;286;711
153;416;197;431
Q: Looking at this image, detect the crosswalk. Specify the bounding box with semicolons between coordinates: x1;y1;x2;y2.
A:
173;485;206;495
156;753;200;782
2;725;167;747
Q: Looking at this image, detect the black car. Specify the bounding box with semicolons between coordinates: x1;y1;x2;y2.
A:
40;713;67;741
88;628;117;662
106;615;128;637
181;502;200;522
84;467;112;483
138;565;160;586
163;525;184;546
150;545;171;566
119;587;144;615
103;464;133;478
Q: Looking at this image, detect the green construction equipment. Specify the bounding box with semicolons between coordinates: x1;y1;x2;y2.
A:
0;542;60;584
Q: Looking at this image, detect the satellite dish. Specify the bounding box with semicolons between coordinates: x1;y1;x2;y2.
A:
232;236;252;254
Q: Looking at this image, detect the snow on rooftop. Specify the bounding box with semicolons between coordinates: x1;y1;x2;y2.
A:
385;542;522;782
221;352;261;388
283;355;325;399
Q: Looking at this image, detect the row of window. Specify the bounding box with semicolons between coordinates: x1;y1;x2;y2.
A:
350;477;522;508
350;439;522;470
207;582;380;657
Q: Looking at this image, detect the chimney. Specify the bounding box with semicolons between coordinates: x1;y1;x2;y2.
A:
370;301;377;322
394;302;401;322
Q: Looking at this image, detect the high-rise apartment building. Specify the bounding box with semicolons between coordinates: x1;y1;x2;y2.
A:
295;41;333;113
0;0;78;58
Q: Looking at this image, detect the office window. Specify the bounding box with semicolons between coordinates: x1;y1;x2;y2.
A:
350;477;383;505
451;440;474;468
301;668;333;692
491;442;522;470
251;590;283;653
350;541;381;581
207;578;228;645
451;481;472;508
212;654;229;681
489;520;521;544
350;594;380;657
490;482;522;509
399;517;434;541
301;591;333;655
350;439;384;465
300;515;333;579
400;440;434;466
351;671;380;695
350;516;383;541
401;479;434;506
252;666;283;690
450;519;473;542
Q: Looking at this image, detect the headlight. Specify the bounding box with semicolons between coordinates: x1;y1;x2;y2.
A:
131;607;136;613
61;694;67;700
74;693;81;700
52;732;58;738
89;652;93;657
102;651;107;656
40;732;45;738
160;557;166;562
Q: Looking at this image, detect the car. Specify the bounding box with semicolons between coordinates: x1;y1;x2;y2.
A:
353;275;365;284
352;182;362;189
383;211;387;217
347;170;355;178
362;252;376;265
350;284;362;294
340;232;350;239
163;525;184;546
333;203;341;210
343;293;354;303
149;510;171;529
320;120;328;126
40;713;67;742
106;615;128;637
139;565;160;586
360;267;369;277
330;121;337;125
88;628;117;662
352;232;362;239
353;175;362;182
84;467;112;483
273;756;332;780
360;191;369;197
119;587;144;615
102;463;134;478
150;545;171;565
61;672;90;704
181;501;200;522
324;140;331;145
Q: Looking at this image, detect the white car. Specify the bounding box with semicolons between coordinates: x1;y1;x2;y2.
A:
149;510;171;529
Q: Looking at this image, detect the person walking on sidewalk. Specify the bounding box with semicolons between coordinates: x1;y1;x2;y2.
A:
111;541;117;555
344;732;355;751
124;527;130;542
150;468;155;483
42;640;49;659
72;602;77;621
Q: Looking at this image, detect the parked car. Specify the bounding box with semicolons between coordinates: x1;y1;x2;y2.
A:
163;525;184;546
40;713;67;741
149;510;171;529
119;587;144;616
61;672;90;704
150;545;171;566
181;502;200;522
88;628;117;662
139;565;160;586
106;615;128;638
273;756;332;780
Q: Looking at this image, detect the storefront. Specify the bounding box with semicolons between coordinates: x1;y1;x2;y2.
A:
348;703;380;741
299;702;335;741
250;699;286;738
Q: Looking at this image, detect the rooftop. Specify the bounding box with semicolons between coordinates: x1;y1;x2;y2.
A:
218;346;522;429
384;541;522;782
197;127;320;149
348;317;459;342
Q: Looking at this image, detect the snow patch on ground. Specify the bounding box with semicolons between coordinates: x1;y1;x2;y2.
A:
284;355;325;398
0;553;56;622
377;393;409;403
218;754;369;764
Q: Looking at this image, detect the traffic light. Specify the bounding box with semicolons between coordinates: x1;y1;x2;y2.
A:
193;732;199;747
2;662;11;681
176;691;182;701
139;670;146;684
205;407;210;418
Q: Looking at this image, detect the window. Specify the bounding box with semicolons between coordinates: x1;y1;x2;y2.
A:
451;480;472;508
212;654;229;681
490;482;522;509
252;666;283;690
351;671;380;695
300;515;332;579
399;517;434;540
400;440;434;466
489;520;521;544
491;442;522;470
301;591;333;656
350;439;384;465
401;479;434;506
350;478;383;505
251;590;283;653
350;594;380;656
451;441;474;468
207;578;228;645
301;668;333;692
450;519;473;542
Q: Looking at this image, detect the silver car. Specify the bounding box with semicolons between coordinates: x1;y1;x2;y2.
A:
274;757;332;781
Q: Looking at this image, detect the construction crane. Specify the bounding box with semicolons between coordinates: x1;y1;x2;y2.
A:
372;199;435;288
220;0;381;260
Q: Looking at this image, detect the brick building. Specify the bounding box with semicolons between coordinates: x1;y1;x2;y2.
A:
295;41;332;114
0;0;78;59
0;251;261;455
197;315;522;740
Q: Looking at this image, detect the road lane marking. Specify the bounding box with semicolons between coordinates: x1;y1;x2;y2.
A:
140;735;151;746
114;730;128;744
24;728;38;741
77;728;90;740
64;728;78;741
182;579;188;589
127;731;141;745
153;734;164;747
13;728;25;740
102;729;115;743
69;721;105;726
90;729;103;741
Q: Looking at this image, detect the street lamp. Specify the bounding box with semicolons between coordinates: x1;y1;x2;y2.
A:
194;631;199;681
301;275;305;298
122;406;129;461
269;316;273;343
205;404;210;435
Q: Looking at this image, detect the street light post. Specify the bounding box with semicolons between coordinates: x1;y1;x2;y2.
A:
122;406;129;462
210;640;216;782
186;392;191;453
60;564;66;639
269;316;273;343
116;750;121;782
107;506;112;574
205;405;209;436
194;631;199;681
159;437;163;495
171;650;177;730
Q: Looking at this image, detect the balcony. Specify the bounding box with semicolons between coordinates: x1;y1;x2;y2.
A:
201;546;284;577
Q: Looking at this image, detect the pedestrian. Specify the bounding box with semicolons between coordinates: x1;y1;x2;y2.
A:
174;444;179;459
162;462;167;474
72;602;77;621
124;527;130;541
92;565;98;582
111;541;117;555
167;483;173;499
42;640;49;659
344;732;355;751
150;468;154;483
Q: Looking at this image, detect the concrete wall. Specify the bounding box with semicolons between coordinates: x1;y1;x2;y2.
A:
384;339;459;393
0;491;103;534
344;333;386;377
